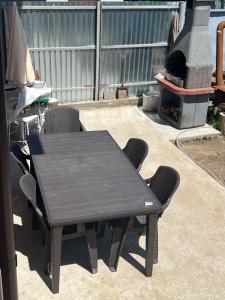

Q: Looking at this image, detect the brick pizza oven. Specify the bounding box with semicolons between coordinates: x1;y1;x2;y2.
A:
156;0;215;129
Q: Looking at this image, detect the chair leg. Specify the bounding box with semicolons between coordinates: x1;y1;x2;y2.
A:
85;223;98;274
21;122;25;144
153;222;158;264
108;218;129;272
26;122;29;136
44;232;51;276
32;208;39;230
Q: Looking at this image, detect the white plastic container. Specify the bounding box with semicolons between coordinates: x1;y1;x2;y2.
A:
142;92;159;112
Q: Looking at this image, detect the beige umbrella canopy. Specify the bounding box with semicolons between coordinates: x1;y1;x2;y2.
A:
6;3;35;85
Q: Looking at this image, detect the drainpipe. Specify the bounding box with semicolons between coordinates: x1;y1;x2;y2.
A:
216;21;225;86
0;22;18;300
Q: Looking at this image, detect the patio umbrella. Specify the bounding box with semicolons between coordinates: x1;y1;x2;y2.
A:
167;12;179;52
6;3;35;85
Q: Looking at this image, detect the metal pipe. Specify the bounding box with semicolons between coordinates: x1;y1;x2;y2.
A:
101;42;167;50
102;6;179;11
52;81;158;93
28;42;168;52
53;86;95;91
216;21;225;86
0;23;18;300
29;45;96;52
20;5;178;11
94;1;101;101
211;9;225;12
21;6;96;10
100;81;157;88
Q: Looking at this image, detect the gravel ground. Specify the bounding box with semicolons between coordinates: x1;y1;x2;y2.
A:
180;136;225;186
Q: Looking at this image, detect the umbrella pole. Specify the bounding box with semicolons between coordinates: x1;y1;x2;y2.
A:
0;21;18;300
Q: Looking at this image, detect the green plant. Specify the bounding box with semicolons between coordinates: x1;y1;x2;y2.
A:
207;110;220;130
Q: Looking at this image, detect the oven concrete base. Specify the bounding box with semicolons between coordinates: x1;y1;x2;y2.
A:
159;88;210;129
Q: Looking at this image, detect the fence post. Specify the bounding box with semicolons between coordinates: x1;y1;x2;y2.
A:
94;1;101;101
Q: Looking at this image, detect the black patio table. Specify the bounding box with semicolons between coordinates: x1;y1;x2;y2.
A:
27;130;163;294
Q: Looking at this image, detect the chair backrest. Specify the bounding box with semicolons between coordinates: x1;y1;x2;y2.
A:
9;143;29;173
19;173;47;229
44;106;80;134
149;166;180;211
123;138;149;171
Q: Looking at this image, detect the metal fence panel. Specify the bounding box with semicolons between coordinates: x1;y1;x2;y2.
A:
18;5;96;102
215;0;225;8
100;47;166;98
4;1;179;102
100;7;173;99
101;10;172;45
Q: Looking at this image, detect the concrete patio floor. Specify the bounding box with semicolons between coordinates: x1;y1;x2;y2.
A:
12;105;225;299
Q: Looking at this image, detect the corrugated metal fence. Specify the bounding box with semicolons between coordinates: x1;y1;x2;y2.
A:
4;1;179;102
215;0;225;9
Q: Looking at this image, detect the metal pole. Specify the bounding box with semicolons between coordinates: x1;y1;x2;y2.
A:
216;21;225;86
0;21;18;300
0;271;3;300
0;8;6;74
178;1;186;32
94;1;101;101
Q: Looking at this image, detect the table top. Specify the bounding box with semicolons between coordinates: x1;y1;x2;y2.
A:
27;131;119;156
28;131;162;226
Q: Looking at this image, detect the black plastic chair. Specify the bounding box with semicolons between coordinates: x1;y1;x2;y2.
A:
123;138;149;172
97;138;149;238
44;106;84;134
9;143;30;173
97;138;149;239
19;173;98;275
108;166;180;271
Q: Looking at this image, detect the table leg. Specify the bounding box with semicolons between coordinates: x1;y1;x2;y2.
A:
145;214;158;277
44;231;51;276
85;223;98;274
51;226;62;294
108;218;129;272
31;159;40;230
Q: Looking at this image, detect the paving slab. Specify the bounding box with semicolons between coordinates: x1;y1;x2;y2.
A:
141;108;221;141
12;105;225;299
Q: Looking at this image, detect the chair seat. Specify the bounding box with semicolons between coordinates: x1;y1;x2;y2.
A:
16;113;39;123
